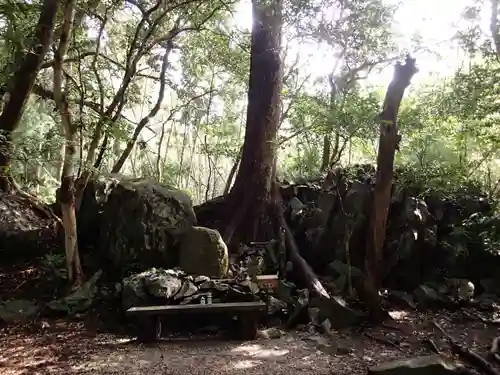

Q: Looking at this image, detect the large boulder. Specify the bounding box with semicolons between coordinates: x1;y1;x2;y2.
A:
179;226;229;278
0;299;39;323
78;175;196;274
0;194;59;261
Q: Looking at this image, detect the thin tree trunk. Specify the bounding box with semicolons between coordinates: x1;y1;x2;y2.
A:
491;0;500;57
111;36;174;174
320;135;330;172
224;0;283;247
156;120;167;181
53;0;83;286
0;0;59;192
224;146;242;195
362;56;417;319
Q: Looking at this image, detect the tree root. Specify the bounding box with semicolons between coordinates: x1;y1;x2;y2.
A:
279;211;330;299
433;320;500;375
489;337;500;365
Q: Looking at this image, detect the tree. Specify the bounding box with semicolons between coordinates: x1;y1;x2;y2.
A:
362;55;418;318
0;0;59;193
224;0;283;246
53;0;83;286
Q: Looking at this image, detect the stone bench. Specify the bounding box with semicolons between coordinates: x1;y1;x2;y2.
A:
126;300;267;343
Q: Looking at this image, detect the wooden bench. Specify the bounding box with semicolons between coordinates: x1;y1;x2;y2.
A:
126;301;266;343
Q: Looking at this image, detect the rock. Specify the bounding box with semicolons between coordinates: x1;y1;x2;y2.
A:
317;341;353;356
179;226;229;278
368;355;462;375
287;288;310;326
121;268;183;309
316;343;337;355
321;318;332;333
276;280;296;302
122;271;149;309
257;327;284;339
0;299;38;323
403;198;429;225
388;290;416;309
310;296;362;329
239;279;260;294
174;280;198;300
267;296;287;315
78;175;196;273
413;285;439;306
476;293;498;311
194;275;210;284
0;195;58;261
441;278;475;300
328;260;363;278
308;307;322;326
143;269;183;299
289;197;306;220
47;270;103;314
336;341;353;355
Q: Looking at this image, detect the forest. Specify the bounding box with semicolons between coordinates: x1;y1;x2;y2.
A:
1;0;500;374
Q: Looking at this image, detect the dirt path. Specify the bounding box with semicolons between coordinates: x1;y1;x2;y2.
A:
0;329;404;375
1;308;499;375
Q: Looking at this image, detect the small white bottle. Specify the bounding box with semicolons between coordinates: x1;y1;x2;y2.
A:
200;296;206;304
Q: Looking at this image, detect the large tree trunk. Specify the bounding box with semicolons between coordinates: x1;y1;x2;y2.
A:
53;0;83;286
362;56;417;318
223;0;283;246
0;0;59;192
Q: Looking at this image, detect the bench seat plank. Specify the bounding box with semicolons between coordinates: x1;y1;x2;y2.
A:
127;301;266;316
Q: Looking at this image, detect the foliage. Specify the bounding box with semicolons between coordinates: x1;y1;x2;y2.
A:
0;0;498;208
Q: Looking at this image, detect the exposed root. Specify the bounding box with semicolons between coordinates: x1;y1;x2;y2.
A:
433;320;500;375
489;337;500;365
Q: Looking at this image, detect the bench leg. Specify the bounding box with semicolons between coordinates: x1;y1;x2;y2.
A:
136;316;162;343
236;312;258;340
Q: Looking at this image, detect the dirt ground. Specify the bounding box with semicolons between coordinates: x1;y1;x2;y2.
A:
1;259;500;375
1;308;499;375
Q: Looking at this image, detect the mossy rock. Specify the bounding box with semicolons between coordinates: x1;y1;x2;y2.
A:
179;226;229;278
78;175;197;274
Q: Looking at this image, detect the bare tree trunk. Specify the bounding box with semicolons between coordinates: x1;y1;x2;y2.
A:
0;0;59;192
491;0;500;57
320;135;330;172
224;0;283;247
156;121;167;181
111;34;174;173
362;56;417;319
224;146;242;195
53;0;83;286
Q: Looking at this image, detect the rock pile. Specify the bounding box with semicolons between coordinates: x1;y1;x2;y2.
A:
121;268;262;310
277;164;498;291
120;267;363;330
